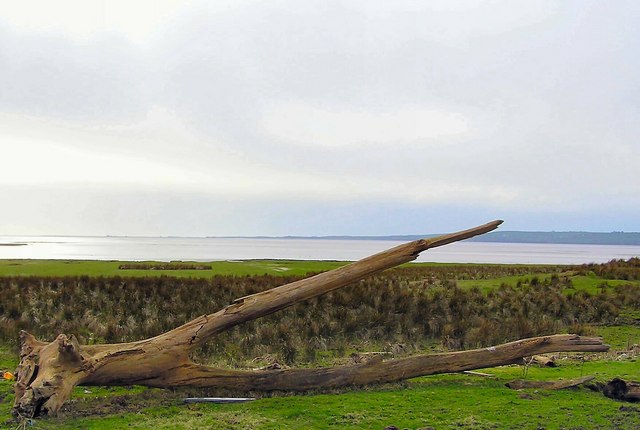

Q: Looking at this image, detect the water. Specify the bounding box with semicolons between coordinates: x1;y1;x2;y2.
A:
1;235;639;264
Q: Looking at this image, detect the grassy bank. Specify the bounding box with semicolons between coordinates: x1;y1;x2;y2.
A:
2;359;638;429
0;259;575;280
3;259;639;293
1;259;639;429
0;259;349;278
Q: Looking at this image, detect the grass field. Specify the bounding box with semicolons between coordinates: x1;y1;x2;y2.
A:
3;259;638;295
0;259;349;278
457;272;640;295
0;259;638;429
1;357;638;429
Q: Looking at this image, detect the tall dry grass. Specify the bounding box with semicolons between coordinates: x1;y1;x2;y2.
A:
0;260;637;366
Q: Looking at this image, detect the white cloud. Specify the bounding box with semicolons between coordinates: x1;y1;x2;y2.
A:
0;129;207;188
0;109;516;207
0;0;639;234
261;103;468;147
0;0;192;45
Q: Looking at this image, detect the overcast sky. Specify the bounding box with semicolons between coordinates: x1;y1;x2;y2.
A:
1;0;639;236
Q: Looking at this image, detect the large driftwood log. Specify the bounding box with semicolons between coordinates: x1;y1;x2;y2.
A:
12;221;609;418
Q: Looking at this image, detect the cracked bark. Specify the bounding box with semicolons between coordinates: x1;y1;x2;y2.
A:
12;220;610;418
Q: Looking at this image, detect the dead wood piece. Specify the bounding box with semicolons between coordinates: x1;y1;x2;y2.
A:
506;375;595;390
9;220;608;418
530;355;556;367
462;371;494;377
603;378;640;402
183;397;255;404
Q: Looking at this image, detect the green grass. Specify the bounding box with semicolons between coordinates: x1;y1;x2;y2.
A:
4;359;637;429
458;272;640;294
3;260;639;296
2;334;638;429
1;260;638;429
595;325;640;350
0;347;18;422
568;274;640;295
0;260;562;282
10;260;630;296
0;259;349;278
456;273;556;293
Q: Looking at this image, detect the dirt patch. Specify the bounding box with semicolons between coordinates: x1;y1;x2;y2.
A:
518;392;539;400
55;388;181;419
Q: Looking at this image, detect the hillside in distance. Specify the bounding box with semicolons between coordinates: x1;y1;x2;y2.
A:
267;231;640;246
466;231;640;245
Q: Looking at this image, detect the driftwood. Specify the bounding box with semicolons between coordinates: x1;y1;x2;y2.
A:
12;220;610;418
506;375;595;390
603;378;640;402
530;355;556;367
183;397;255;404
462;371;494;377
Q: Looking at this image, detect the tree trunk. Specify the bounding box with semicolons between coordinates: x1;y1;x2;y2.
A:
11;220;610;418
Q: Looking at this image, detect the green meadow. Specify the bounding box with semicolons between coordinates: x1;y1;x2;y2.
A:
0;259;349;278
3;259;638;294
0;259;638;429
1;354;637;429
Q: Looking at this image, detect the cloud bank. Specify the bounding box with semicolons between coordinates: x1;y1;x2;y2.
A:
1;0;639;235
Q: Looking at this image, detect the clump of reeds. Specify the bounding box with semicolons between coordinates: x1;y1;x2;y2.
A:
118;263;212;270
0;259;637;367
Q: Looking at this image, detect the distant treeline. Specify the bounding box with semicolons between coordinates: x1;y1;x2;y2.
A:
469;231;640;246
118;263;212;270
1;260;638;367
270;231;640;245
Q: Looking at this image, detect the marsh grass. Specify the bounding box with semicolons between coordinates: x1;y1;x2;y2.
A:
0;260;638;368
12;360;640;430
1;259;639;429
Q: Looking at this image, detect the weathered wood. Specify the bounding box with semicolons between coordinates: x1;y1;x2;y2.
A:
183;397;255;404
11;220;609;418
530;355;556;367
141;335;606;390
462;371;494;377
506;375;595;390
168;220;507;349
603;378;640;402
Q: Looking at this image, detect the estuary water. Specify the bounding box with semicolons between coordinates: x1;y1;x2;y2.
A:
1;236;639;264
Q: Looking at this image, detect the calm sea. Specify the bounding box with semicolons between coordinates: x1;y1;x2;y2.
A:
1;236;639;264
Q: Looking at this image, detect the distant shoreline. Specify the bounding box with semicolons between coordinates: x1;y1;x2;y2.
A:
1;236;637;264
216;231;640;246
2;232;639;246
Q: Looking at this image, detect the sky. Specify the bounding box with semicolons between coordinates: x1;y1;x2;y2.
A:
1;0;639;236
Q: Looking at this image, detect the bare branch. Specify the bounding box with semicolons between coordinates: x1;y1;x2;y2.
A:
174;220;504;348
